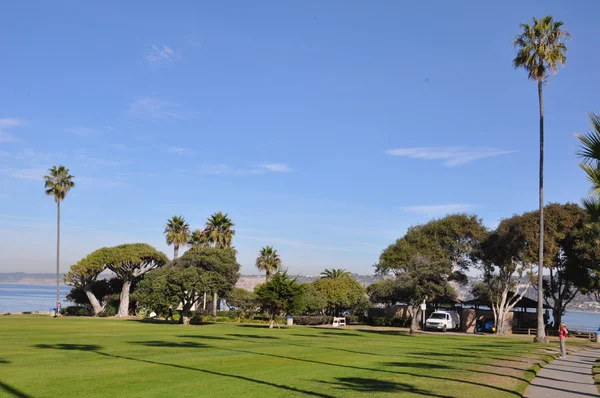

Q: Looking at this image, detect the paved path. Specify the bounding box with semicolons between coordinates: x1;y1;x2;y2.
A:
523;348;600;397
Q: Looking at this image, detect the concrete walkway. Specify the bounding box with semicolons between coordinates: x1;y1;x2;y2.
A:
523;348;600;397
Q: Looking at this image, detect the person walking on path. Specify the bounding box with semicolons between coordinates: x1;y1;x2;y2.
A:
559;322;568;358
165;304;174;321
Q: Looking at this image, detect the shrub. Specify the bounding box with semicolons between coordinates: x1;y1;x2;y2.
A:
61;306;92;317
98;303;118;317
292;316;333;326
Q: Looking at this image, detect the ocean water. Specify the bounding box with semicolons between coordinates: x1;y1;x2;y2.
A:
0;283;71;313
562;311;600;331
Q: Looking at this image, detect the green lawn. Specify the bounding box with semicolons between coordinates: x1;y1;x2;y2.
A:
0;316;567;397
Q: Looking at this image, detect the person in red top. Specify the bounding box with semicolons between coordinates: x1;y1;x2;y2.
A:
559;322;568;358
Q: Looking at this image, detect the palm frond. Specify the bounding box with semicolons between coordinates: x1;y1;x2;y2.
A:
582;197;600;222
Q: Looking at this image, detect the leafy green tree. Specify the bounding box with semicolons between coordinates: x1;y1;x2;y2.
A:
64;252;107;315
320;268;351;279
376;214;485;334
312;276;364;316
101;244;169;317
66;279;123;314
366;278;400;307
43;165;75;315
255;246;281;280
297;282;327;315
204;212;235;248
254;272;302;328
513;15;568;342
164;215;191;259
189;229;210;248
481;203;592;332
576;113;600;220
224;288;256;312
135;247;240;324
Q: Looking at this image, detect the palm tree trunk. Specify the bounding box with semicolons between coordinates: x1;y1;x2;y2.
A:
213;292;217;317
536;80;546;342
55;202;60;317
174;245;179;259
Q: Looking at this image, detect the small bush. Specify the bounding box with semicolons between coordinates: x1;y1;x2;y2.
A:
98;303;118;317
293;316;333;326
61;306;92;317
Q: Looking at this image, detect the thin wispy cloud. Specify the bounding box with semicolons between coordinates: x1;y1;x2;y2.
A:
111;144;127;151
167;146;195;155
386;146;516;166
199;163;292;175
66;127;97;137
0;118;23;143
0;167;47;180
76;154;123;168
145;44;182;66
400;203;475;216
238;235;371;253
128;97;194;121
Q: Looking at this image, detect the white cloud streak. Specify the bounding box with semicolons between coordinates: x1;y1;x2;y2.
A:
145;44;182;66
65;127;97;137
0;119;23;143
199;163;292;175
386;146;516;166
128;97;194;121
0;167;47;180
400;204;475;216
167;146;195;155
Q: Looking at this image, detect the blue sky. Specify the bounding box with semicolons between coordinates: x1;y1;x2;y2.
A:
1;1;599;275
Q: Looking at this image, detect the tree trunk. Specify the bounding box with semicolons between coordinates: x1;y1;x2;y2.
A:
174;245;179;259
180;301;193;325
84;286;104;315
203;292;207;310
116;280;132;317
213;292;217;317
409;305;420;335
55;202;61;316
536;80;547;343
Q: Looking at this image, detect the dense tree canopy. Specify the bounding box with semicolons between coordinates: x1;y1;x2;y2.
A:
135;247;240;324
311;276;364;316
254;272;302;328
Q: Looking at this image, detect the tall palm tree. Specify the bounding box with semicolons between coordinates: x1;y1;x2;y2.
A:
577;113;600;220
189;228;210;248
164;216;190;259
320;268;351;279
255;246;281;280
513;15;568;342
204;212;235;248
203;211;235;316
44;165;75;316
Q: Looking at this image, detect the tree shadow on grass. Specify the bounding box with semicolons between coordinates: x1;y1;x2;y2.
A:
318;377;454;397
34;343;334;398
0;359;10;364
410;350;534;365
129;341;211;349
0;381;32;398
177;335;233;341
318;330;365;337
235;324;280;329
355;329;411;337
34;344;101;351
291;333;331;339
226;334;280;340
383;361;529;383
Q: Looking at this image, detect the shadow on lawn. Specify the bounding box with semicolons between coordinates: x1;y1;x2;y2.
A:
0;359;10;364
0;381;32;398
33;343;334;398
319;377;454;397
226;334;280;340
177;335;233;341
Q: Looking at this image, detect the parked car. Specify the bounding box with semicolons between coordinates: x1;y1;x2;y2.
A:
425;311;460;332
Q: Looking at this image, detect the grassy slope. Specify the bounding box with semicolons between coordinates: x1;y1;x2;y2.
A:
0;316;576;398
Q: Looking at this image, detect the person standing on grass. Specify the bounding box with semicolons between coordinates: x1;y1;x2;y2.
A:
559;322;568;358
165;304;174;321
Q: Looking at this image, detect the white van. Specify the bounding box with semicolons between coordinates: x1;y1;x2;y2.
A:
425;311;460;332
